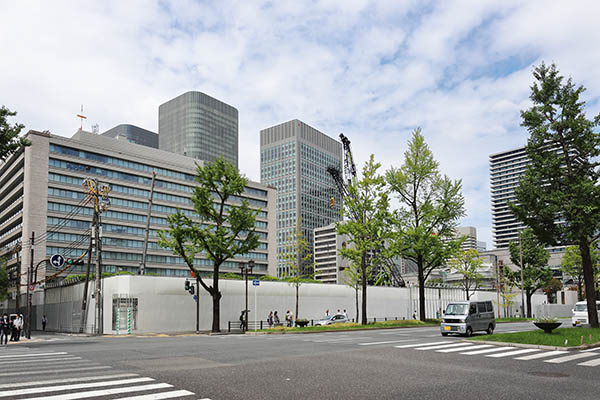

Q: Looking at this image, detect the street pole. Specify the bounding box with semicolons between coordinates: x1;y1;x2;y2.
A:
195;276;200;334
95;210;102;335
244;266;248;332
26;231;34;339
495;262;501;319
519;232;525;318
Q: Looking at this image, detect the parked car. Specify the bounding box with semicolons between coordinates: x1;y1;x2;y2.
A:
314;314;349;326
572;300;600;326
440;300;495;337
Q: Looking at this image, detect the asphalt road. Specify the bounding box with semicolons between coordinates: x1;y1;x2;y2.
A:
0;321;597;399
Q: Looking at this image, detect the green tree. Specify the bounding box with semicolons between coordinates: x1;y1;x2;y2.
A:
497;289;518;318
282;218;314;322
158;158;260;332
561;244;600;301
0;258;9;302
337;154;391;325
449;249;484;300
1;106;30;162
506;229;552;318
386;129;465;321
509;62;600;327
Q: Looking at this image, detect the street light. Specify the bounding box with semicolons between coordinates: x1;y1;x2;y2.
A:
519;231;525;318
239;260;254;332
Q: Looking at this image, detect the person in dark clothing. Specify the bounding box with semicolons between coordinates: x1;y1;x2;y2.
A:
239;310;247;331
42;315;48;332
0;315;11;346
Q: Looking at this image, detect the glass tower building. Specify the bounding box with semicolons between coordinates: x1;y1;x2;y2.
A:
158;92;238;167
260;119;342;277
101;124;158;148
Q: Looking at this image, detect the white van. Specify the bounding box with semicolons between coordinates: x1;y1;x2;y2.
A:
572;301;600;326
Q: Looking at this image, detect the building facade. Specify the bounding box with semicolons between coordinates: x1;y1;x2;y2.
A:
0;130;275;305
101;124;158;148
158;92;238;167
313;223;349;284
260;119;342;277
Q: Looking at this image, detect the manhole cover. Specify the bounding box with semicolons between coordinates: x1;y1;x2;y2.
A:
528;371;569;378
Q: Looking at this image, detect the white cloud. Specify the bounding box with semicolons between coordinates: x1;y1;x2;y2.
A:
2;0;600;249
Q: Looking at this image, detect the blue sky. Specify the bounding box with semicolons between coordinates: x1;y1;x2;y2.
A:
2;0;600;249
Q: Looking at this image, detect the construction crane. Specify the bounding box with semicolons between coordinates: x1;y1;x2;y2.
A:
327;133;357;203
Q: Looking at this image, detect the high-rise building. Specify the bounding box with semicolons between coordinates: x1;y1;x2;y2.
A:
313;223;349;284
455;226;478;251
489;146;529;249
102;124;158;148
260;119;342;277
0;129;275;304
158;92;238;167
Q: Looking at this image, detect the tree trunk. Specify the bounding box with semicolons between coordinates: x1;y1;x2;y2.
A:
295;284;299;322
577;275;583;301
526;291;532;318
361;253;367;325
579;239;599;328
418;257;426;322
211;266;221;332
465;278;470;300
355;287;359;323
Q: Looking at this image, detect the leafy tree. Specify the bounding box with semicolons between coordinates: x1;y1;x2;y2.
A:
561;244;600;301
497;289;518;318
0;258;9;302
1;106;30;162
506;228;552;317
386;128;465;321
509;62;600;327
337;154;391;325
341;259;371;323
158;158;260;332
282;218;314;322
449;249;484;300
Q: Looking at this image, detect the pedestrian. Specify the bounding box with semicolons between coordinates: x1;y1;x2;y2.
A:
14;315;23;341
267;311;273;328
412;311;416;320
290;310;294;327
0;315;10;347
274;311;280;326
285;310;291;327
239;310;247;331
325;309;329;316
337;309;341;315
343;309;348;319
18;314;24;339
42;315;48;332
10;316;18;342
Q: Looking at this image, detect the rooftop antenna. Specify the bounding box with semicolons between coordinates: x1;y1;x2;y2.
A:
77;104;87;130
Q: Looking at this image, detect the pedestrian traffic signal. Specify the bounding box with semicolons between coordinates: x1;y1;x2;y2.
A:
189;285;195;295
184;279;190;291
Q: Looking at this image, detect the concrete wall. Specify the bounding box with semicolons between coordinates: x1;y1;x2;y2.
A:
34;276;575;334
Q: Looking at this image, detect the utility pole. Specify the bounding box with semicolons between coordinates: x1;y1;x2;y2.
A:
26;231;34;339
519;232;525;318
196;275;200;334
95;213;102;335
79;220;94;333
140;172;156;275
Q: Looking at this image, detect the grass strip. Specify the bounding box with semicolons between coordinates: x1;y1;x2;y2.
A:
471;327;600;347
257;319;438;333
496;317;535;323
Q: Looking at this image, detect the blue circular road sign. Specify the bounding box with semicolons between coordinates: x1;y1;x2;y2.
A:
50;254;65;268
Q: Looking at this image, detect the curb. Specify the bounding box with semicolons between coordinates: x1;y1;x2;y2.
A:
464;339;600;351
247;323;440;335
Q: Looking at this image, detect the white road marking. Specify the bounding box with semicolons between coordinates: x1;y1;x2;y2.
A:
544;352;597;364
114;390;196;399
23;382;173;400
0;357;82;365
485;349;539;358
0;352;67;359
395;341;449;349
416;343;473;351
460;346;513;355
312;336;372;343
436;345;492;353
0;366;111;377
576;357;600;367
0;377;154;397
514;351;568;360
9;360;99;370
580;349;599;353
0;373;139;389
358;339;416;346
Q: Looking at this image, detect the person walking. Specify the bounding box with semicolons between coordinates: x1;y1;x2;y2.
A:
267;311;273;328
274;311;280;326
42;315;48;332
13;315;23;342
343;309;348;320
0;315;10;347
10;316;18;342
285;310;291;327
239;310;247;332
289;310;294;327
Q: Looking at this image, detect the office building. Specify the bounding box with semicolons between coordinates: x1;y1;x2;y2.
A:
158;92;238;167
260;119;342;277
489;147;529;249
101;124;158;148
0;129;275;304
455;226;478;251
313;223;349;284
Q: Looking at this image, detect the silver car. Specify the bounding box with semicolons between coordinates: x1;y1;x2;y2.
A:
314;314;349;326
440;300;495;337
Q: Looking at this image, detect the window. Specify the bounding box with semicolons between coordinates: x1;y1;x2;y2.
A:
478;303;486;313
486;302;493;312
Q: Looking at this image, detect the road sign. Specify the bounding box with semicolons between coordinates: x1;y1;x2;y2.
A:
252;279;260;286
50;254;65;268
29;284;34;291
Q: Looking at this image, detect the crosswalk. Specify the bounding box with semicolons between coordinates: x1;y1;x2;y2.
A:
391;340;600;367
0;348;203;399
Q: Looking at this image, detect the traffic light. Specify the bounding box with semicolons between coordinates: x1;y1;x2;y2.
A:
189;285;195;295
329;196;335;208
66;258;84;265
185;279;190;291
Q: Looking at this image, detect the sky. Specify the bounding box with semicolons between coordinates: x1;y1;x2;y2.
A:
2;0;600;249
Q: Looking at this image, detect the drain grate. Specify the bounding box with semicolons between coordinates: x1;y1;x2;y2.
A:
528;371;569;378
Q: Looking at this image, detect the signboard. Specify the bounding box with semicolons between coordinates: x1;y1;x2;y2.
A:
50;254;65;268
252;279;260;286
